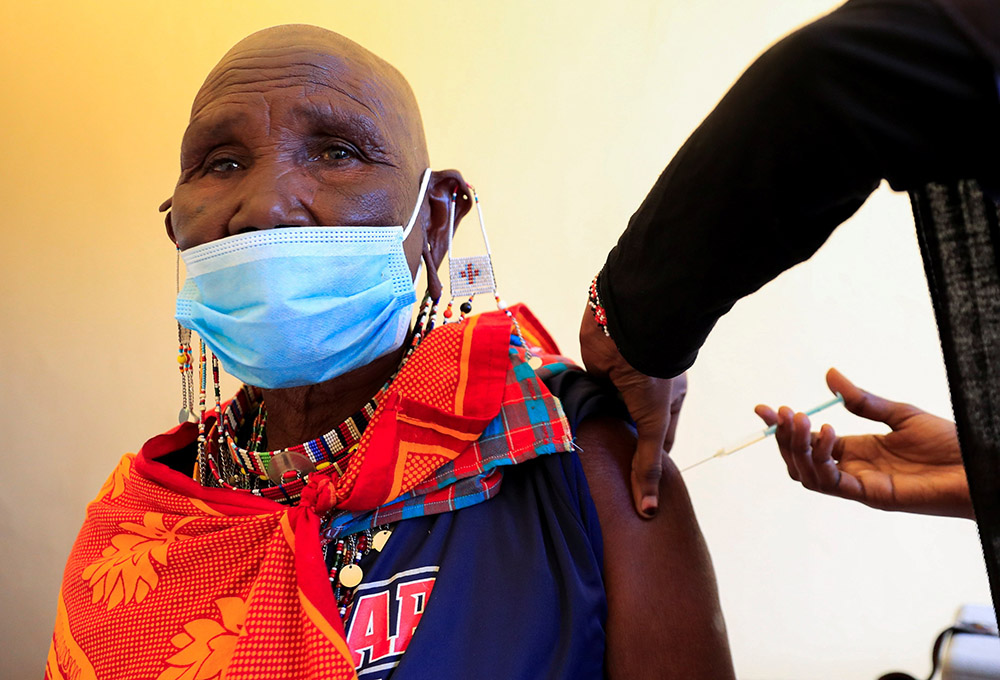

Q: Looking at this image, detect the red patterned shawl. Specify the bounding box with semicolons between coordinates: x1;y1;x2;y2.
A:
45;306;573;680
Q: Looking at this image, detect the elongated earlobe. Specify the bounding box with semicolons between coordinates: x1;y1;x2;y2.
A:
425;170;472;271
422;240;443;301
160;197;176;243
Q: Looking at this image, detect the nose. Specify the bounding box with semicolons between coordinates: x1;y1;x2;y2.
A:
227;164;317;235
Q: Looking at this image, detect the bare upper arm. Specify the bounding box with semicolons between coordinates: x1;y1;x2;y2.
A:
575;416;735;680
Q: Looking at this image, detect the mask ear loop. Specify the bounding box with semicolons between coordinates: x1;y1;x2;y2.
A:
401;168;434;240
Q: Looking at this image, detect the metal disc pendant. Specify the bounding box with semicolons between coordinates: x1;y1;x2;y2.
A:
527;356;544;370
267;450;316;485
372;529;393;552
178;408;190;424
339;563;363;588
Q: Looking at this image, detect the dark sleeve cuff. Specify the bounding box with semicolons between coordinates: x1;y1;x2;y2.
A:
597;263;699;379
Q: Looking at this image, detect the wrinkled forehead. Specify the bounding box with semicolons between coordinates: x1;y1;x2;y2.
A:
184;32;427;171
192;43;408;122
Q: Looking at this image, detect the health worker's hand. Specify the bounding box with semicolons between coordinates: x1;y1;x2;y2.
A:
580;307;687;518
755;368;972;519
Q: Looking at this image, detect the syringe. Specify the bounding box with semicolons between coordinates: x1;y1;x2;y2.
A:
680;393;844;473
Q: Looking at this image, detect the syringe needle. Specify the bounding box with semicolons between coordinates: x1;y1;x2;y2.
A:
680;454;720;473
680;393;844;473
680;431;770;472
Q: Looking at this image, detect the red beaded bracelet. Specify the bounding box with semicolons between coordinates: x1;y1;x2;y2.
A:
588;274;611;338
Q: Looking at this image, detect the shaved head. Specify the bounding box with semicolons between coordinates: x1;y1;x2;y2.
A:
192;24;429;177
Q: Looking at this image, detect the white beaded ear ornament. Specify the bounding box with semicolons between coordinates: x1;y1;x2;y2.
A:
442;184;539;368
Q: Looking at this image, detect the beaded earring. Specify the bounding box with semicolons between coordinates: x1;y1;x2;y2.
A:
443;186;493;322
193;338;251;490
442;185;535;365
178;240;249;489
195;338;212;487
177;325;195;423
176;247;196;424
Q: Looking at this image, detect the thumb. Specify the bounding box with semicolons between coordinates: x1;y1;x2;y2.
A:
826;367;918;429
616;374;673;518
632;424;667;517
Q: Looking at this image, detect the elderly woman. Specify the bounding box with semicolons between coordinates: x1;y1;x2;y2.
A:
46;25;732;680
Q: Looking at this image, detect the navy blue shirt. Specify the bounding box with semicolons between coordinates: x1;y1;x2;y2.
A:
341;369;617;679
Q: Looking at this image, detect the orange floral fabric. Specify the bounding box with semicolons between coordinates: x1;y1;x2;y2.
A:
47;452;355;680
45;308;572;679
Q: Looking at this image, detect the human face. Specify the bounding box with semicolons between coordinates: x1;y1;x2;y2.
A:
168;42;428;273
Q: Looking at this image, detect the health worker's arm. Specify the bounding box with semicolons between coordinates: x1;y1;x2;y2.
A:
583;0;1000;516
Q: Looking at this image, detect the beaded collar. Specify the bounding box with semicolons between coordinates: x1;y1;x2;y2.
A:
201;384;381;505
227;385;378;479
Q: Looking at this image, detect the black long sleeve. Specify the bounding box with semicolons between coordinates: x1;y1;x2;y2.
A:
599;0;1000;378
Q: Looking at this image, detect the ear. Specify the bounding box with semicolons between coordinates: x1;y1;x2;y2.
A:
425;169;473;272
159;197;176;244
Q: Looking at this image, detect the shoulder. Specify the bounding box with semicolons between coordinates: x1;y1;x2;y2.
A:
549;370;735;680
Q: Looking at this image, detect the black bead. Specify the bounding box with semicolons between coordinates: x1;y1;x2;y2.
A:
460;301;473;314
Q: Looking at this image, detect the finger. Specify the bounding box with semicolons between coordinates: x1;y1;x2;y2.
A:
615;373;675;518
631;435;665;518
757;404;796;476
663;385;687;453
830;434;846;463
790;411;819;489
819;423;843;461
815;425;867;501
830;469;865;503
754;404;778;427
624;401;669;517
811;424;841;492
826;367;919;430
775;407;795;450
775;407;798;481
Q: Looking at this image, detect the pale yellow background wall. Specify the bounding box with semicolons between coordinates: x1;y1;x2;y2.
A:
0;1;990;678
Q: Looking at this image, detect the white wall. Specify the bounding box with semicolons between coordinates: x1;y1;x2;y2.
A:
0;1;988;678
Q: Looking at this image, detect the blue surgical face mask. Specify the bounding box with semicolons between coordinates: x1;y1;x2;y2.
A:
175;169;432;388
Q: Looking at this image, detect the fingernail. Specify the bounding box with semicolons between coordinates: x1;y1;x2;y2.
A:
641;496;658;517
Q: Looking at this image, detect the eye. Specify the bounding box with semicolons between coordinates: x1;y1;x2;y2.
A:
308;143;357;163
206;157;242;173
